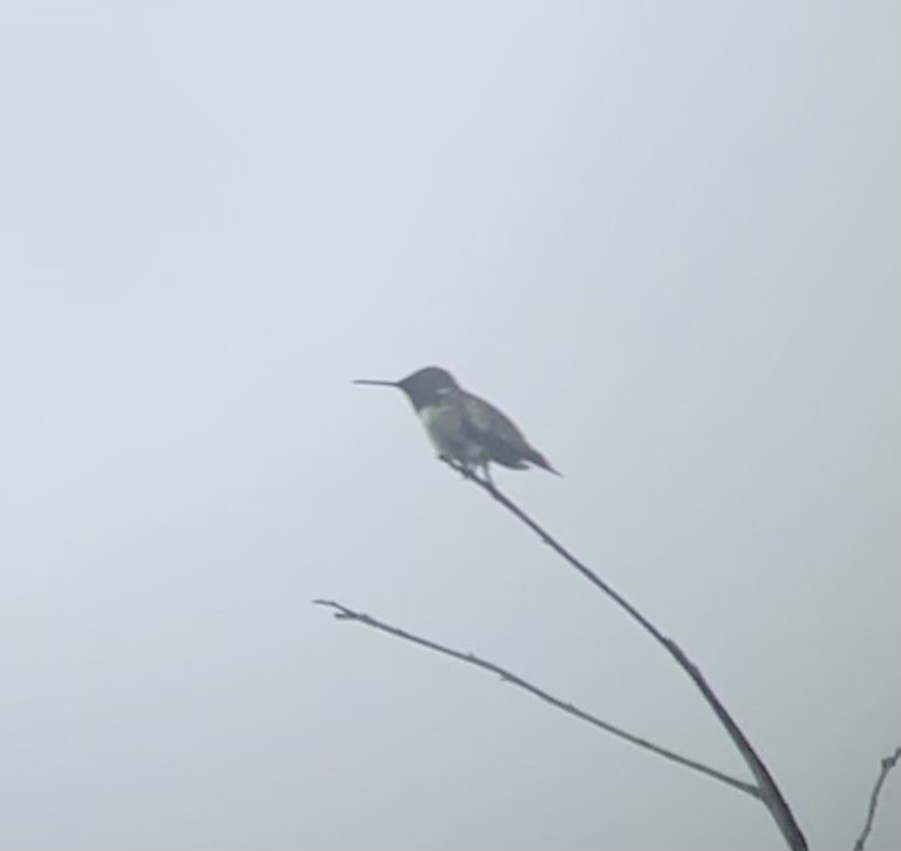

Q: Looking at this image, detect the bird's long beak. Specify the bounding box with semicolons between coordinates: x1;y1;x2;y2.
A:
352;379;401;388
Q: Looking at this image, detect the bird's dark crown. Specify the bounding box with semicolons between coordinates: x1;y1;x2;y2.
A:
397;366;460;409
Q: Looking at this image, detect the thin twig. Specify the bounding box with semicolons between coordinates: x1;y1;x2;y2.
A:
853;746;901;851
313;598;759;798
448;461;808;851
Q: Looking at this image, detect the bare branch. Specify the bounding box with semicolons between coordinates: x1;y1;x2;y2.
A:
853;746;901;851
448;462;808;851
313;598;759;798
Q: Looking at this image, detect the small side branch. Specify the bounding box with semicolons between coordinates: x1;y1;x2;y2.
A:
853;746;901;851
313;598;759;799
446;462;808;851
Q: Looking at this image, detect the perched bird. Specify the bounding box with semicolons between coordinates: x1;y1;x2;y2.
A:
353;366;560;483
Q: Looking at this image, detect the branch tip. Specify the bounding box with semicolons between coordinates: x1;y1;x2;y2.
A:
852;746;901;851
317;596;758;799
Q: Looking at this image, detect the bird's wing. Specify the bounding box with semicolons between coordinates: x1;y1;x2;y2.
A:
461;393;531;469
462;392;561;475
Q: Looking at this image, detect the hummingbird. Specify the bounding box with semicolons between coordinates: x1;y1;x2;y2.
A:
353;366;561;483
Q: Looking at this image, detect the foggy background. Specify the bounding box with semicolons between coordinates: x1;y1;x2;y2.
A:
0;2;898;849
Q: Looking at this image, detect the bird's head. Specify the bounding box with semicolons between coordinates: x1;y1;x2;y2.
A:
353;366;459;410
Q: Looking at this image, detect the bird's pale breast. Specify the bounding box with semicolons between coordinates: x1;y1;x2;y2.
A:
419;400;483;465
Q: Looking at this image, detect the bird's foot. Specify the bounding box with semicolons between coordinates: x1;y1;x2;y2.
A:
439;456;468;478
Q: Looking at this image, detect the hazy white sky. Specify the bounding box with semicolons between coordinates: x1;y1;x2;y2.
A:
0;2;898;849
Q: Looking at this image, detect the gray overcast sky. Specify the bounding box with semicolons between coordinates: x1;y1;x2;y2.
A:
0;2;898;849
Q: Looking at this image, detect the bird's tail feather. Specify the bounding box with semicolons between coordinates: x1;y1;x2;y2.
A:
528;447;562;477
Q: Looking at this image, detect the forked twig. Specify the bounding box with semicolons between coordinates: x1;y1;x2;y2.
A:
447;461;808;851
313;598;759;798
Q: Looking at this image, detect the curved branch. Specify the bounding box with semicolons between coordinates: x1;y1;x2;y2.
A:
853;746;901;851
449;462;807;851
313;598;759;798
